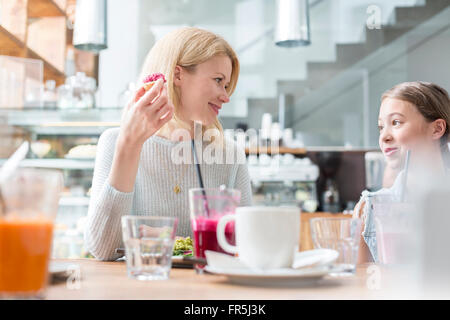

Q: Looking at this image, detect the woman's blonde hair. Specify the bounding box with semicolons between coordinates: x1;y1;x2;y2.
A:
382;81;450;167
137;27;240;140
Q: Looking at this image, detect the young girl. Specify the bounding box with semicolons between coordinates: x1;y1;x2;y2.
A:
85;27;252;261
354;81;450;263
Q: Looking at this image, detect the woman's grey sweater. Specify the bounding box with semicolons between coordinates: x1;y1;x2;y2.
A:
84;128;253;261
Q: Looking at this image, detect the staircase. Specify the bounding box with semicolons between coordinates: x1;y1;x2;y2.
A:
235;0;450;136
276;0;449;100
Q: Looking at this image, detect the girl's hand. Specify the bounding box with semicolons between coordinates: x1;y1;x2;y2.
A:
119;79;174;147
353;199;366;219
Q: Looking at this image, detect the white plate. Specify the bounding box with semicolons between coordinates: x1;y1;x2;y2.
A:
49;262;80;279
204;265;335;287
116;247;193;268
49;262;69;276
171;255;194;268
172;256;189;263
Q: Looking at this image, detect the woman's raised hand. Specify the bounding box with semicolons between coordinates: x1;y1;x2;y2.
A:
119;78;174;147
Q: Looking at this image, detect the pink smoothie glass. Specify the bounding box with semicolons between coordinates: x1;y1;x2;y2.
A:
189;188;241;272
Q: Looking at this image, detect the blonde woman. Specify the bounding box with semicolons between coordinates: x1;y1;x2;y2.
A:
85;27;252;261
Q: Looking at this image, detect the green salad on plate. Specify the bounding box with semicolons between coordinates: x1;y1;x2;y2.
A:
173;237;193;256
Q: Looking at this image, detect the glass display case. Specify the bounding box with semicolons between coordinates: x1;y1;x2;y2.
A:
0;107;121;258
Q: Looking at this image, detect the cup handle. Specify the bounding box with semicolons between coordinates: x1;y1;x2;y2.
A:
216;214;238;254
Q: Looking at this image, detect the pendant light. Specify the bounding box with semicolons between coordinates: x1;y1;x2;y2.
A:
275;0;311;47
73;0;107;52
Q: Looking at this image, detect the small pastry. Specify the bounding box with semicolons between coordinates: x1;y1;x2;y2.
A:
143;73;166;91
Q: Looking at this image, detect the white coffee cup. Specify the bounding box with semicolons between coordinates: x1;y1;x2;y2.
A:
216;206;300;269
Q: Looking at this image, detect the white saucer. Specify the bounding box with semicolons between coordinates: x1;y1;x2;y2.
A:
205;249;339;270
204;265;334;286
203;249;340;286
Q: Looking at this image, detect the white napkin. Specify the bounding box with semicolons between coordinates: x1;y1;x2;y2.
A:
292;249;339;269
205;249;338;271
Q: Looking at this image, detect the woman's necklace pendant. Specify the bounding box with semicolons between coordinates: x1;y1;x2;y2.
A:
174;185;181;194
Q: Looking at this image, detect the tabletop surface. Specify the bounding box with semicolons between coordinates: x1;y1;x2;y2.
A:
46;259;385;300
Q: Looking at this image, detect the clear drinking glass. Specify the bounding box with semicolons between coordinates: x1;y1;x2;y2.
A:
189;188;241;272
310;217;362;276
121;216;178;281
0;168;63;299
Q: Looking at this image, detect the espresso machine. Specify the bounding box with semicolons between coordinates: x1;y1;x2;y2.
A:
316;152;341;213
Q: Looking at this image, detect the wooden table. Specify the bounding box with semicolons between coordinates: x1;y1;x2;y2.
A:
46;259;383;300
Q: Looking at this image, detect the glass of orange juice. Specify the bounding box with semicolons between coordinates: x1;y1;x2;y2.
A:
0;168;63;299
